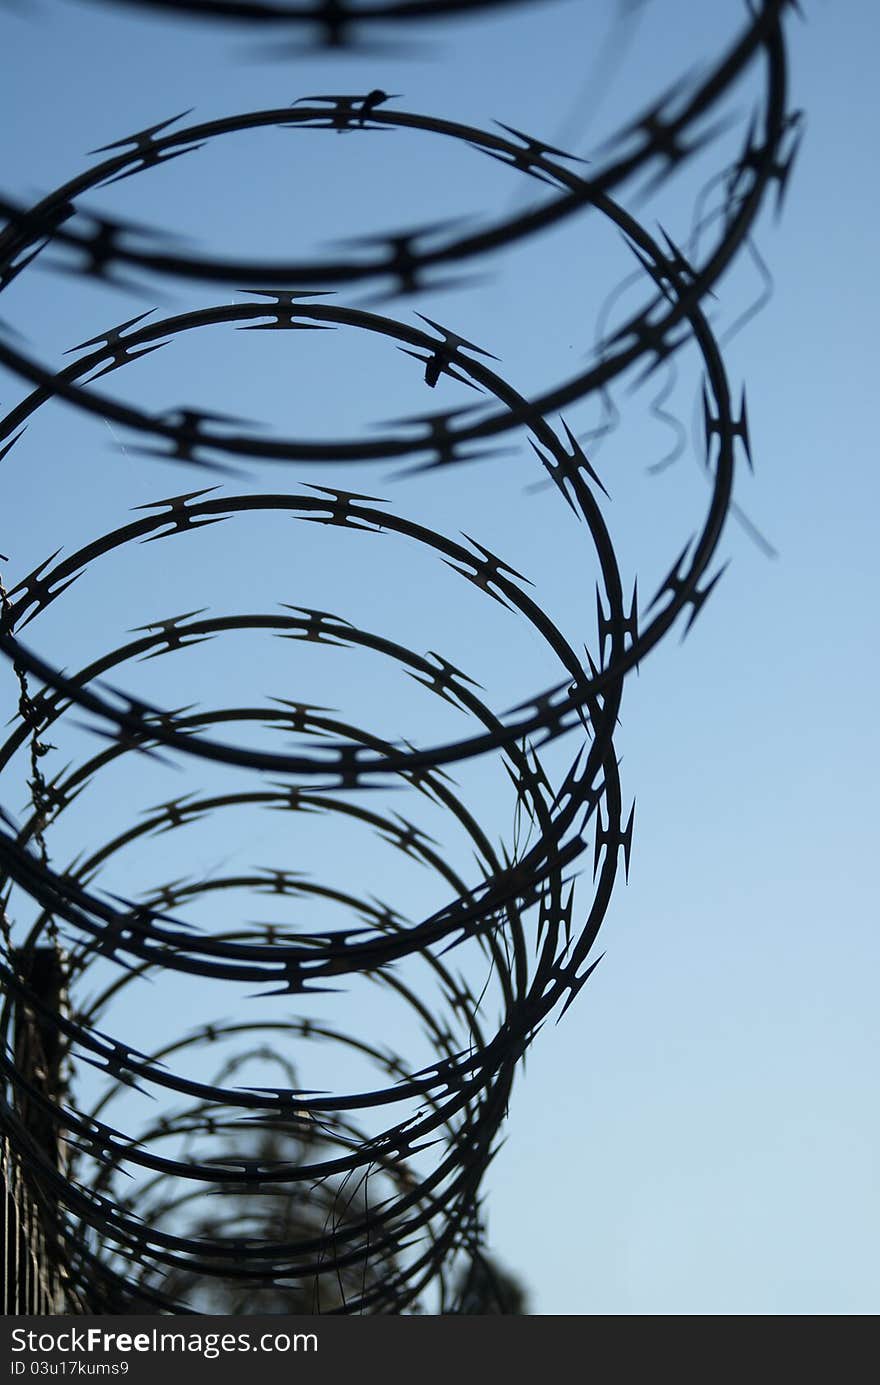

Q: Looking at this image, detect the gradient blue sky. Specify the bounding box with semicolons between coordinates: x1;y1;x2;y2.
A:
1;0;878;1315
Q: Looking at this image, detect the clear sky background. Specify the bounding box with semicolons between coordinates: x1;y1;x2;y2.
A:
0;0;878;1315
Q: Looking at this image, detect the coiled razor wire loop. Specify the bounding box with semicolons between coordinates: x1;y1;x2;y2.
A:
62;0;569;52
0;0;799;1312
1;1;793;299
0;1;797;458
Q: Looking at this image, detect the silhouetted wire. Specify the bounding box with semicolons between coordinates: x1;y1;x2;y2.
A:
0;0;798;1313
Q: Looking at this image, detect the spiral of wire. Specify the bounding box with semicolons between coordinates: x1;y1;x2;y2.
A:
0;0;800;1314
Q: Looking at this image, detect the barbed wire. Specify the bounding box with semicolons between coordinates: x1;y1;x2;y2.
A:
0;0;798;1314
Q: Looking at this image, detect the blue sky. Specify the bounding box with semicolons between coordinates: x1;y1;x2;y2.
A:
1;0;878;1315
